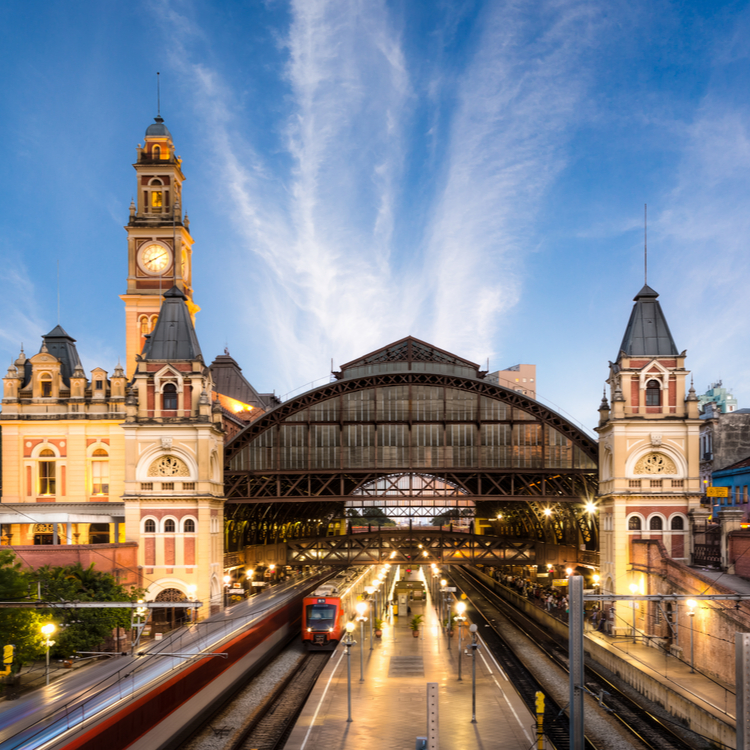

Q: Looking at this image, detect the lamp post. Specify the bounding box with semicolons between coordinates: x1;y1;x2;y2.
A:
344;621;356;722
629;583;639;643
223;574;231;609
455;600;467;681
440;579;447;629
356;601;368;682
268;563;276;584
365;586;375;650
687;599;697;673
41;623;55;686
469;623;479;723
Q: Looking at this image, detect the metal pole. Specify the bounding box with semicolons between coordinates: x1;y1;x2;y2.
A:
359;619;365;682
736;633;750;750
569;575;584;750
346;638;353;722
632;598;637;644
471;627;478;723
45;642;50;686
690;618;695;673
427;682;439;750
458;619;463;681
369;602;374;651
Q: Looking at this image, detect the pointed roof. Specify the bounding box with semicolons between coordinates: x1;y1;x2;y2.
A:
141;286;202;362
618;285;679;358
145;115;172;139
41;325;82;386
209;353;266;409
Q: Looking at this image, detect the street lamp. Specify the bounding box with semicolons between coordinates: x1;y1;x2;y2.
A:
629;583;639;643
469;623;479;723
356;601;368;682
41;623;55;686
344;621;356;722
687;599;697;673
365;587;376;650
455;600;467;681
440;579;448;627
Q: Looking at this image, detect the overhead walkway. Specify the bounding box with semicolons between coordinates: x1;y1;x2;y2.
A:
285;574;538;750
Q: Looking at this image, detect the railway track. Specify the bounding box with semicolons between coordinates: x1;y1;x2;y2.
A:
235;652;329;750
453;567;708;750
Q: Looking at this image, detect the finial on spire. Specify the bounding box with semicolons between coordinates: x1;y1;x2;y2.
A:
687;375;698;402
644;203;648;286
157;71;160;117
599;387;610;411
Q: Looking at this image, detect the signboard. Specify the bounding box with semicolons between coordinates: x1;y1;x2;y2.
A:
707;486;730;498
552;579;569;587
252;581;268;586
440;587;457;592
229;588;245;594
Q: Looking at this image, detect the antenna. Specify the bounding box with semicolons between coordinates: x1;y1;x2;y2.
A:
57;260;60;324
157;72;160;116
644;203;647;285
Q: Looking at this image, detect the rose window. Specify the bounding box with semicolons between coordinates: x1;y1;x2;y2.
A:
148;455;190;477
633;452;676;475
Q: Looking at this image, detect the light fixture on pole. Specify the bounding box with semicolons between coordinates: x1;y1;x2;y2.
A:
469;623;479;723
344;622;356;722
356;600;368;682
629;583;639;643
365;586;376;650
592;574;600;593
41;623;56;686
440;579;448;628
455;600;467;681
687;599;697;673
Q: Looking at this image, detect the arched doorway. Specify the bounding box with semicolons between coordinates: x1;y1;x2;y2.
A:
33;523;56;545
153;587;187;632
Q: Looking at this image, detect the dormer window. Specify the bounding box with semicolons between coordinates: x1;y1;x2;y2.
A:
163;382;178;410
40;374;52;398
645;380;661;407
95;380;103;390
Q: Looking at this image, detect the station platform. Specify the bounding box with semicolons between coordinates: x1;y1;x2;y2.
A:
285;585;539;750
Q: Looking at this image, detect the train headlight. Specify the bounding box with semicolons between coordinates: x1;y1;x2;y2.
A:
307;628;311;632
329;627;333;632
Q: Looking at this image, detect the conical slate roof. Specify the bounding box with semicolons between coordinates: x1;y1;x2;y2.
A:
42;325;82;386
141;286;202;361
146;115;172;139
618;285;679;357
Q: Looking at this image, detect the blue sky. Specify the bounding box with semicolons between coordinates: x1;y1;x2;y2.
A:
1;0;749;433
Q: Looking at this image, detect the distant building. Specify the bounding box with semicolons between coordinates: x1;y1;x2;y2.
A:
486;364;536;398
698;381;737;415
711;455;750;520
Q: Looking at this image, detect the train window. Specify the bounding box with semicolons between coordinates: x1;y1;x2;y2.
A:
306;604;337;631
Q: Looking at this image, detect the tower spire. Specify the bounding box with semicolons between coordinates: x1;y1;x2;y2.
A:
644;203;648;286
157;71;160;117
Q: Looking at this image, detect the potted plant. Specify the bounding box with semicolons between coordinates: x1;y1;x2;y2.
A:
410;614;424;637
444;614;457;637
374;617;384;638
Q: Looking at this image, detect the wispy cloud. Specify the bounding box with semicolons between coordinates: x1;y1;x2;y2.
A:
0;260;47;364
425;0;603;362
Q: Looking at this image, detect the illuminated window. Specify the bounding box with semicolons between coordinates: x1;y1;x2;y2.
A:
151;191;163;209
163;383;177;410
153;145;161;159
164;519;176;533
144;519;156;533
628;516;642;530
150;315;158;331
39;449;56;495
184;519;195;533
92;448;109;494
646;380;661;407
140;316;149;335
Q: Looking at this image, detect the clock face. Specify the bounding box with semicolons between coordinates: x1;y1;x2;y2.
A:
139;243;172;275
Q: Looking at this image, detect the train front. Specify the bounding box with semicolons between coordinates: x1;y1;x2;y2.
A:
302;596;341;650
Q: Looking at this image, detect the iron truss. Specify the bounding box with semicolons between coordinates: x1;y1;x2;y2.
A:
224;371;598;464
286;530;538;566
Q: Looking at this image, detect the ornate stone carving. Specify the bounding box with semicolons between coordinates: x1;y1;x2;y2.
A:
650;434;662;447
147;455;190;477
634;452;677;475
160;437;173;450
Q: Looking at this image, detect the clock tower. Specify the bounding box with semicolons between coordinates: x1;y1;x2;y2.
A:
121;115;199;378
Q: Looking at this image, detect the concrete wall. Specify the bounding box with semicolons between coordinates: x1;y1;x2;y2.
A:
10;542;140;588
471;567;736;749
712;413;750;471
729;530;750;578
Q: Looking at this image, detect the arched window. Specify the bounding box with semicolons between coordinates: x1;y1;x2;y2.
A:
184;519;195;533
163;383;177;410
91;448;109;495
140;316;150;336
40;374;52;398
649;516;663;531
628;516;642;531
164;519;176;533
150;315;158;331
670;516;684;530
39;449;56;495
646;380;661;407
144;519;156;533
153;146;161;159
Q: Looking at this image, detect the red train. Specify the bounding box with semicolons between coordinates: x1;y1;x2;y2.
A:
302;586;345;650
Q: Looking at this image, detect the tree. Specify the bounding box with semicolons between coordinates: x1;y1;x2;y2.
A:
0;549;44;670
359;507;396;527
37;563;141;658
430;508;472;526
